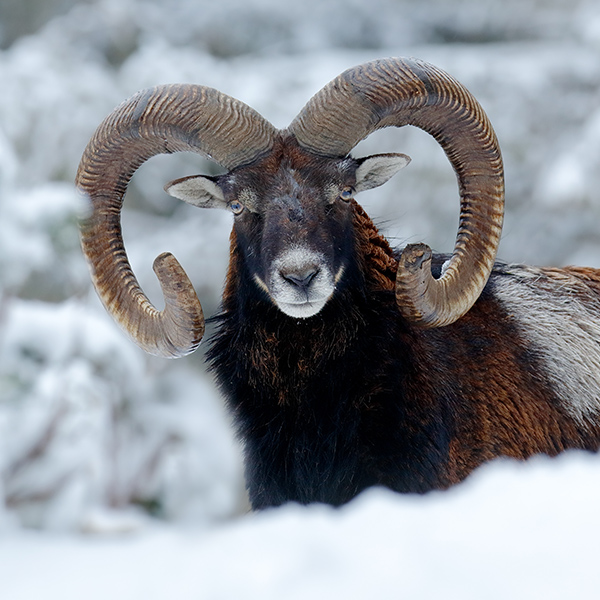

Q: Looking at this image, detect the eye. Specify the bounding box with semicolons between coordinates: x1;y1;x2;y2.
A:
229;200;244;215
339;187;354;202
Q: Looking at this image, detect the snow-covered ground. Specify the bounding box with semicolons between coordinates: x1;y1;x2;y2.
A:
1;0;600;596
3;453;600;599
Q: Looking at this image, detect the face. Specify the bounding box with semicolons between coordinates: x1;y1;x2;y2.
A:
165;142;409;319
224;151;357;318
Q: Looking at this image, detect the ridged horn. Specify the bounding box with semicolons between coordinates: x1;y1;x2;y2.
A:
77;84;277;357
288;57;504;327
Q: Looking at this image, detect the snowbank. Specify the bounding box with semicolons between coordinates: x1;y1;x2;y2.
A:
2;452;599;599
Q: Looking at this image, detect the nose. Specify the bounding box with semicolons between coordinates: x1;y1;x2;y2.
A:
281;267;319;290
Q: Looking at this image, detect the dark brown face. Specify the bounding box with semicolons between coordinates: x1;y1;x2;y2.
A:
221;147;358;318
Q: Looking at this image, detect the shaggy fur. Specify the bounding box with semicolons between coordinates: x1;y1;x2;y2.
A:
208;201;600;509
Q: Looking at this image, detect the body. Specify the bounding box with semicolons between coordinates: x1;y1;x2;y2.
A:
211;201;600;508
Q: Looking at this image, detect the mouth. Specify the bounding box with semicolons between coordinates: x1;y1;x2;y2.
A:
254;272;332;318
275;297;330;319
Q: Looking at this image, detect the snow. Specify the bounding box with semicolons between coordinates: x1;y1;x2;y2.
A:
2;453;600;599
1;0;600;596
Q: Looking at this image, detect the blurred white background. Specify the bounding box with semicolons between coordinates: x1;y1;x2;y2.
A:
1;0;600;597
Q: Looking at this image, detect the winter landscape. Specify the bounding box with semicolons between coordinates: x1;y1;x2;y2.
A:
1;0;600;597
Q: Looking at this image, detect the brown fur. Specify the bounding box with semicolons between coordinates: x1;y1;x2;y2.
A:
352;204;600;483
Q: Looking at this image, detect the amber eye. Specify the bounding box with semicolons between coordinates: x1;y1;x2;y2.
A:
340;188;353;202
229;200;244;215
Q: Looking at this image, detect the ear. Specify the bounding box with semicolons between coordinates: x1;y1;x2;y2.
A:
354;153;411;193
164;174;227;209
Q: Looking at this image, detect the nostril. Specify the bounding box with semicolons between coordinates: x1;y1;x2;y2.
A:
282;267;319;289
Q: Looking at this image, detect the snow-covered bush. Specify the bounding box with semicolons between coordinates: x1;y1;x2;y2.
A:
0;298;243;530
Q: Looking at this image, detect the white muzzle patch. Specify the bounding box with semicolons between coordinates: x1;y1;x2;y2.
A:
267;246;336;319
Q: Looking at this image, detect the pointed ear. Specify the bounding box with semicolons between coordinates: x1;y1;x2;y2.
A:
164;174;228;209
354;153;411;193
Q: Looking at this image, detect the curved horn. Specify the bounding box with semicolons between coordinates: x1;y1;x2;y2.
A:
77;84;277;357
288;57;504;327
